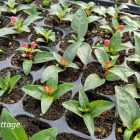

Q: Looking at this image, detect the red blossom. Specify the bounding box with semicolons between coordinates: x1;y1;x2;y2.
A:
103;39;110;46
31;42;37;49
60;57;68;66
11;16;17;24
118;25;124;30
44;85;54;93
22;42;28;48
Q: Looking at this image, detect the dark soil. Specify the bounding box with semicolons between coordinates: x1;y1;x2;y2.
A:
0;38;20;61
65;93;115;138
16;116;50;137
23;92;72;120
0;68;32;104
57;133;86;140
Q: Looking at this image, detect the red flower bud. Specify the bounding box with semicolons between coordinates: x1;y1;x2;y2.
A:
60;57;68;66
44;85;49;92
103;39;110;46
22;42;28;48
11;16;17;23
105;60;111;68
118;25;124;30
31;42;37;49
44;85;54;93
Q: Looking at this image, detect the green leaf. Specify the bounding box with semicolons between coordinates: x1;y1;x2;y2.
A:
132;118;140;130
77;42;91;65
83;114;94;137
109;31;122;54
89;100;114;118
41;65;63;83
84;74;105;91
134;133;140;140
22;85;43;100
127;54;140;62
115;86;140;129
0;90;6;97
0;108;28;140
33;51;55;64
54;83;74;99
23;60;33;76
23;15;42;26
41;96;54;114
94;49;109;67
122;84;140;98
134;32;140;56
79;89;89;108
30;128;57;140
100;25;113;33
63;42;82;62
62;100;82;117
8;75;21;94
88;16;101;23
71;8;88;38
135;72;140;88
112;17;119;30
106;66;134;82
0;28;17;37
123;129;133;140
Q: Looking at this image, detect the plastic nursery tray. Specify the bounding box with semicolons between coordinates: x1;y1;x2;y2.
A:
82;0;140;15
0;17;117;140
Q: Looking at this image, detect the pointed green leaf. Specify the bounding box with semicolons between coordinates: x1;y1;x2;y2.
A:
84;74;105;91
115;86;140;129
89;100;114;118
41;96;54;114
62;100;82;117
0;109;28;140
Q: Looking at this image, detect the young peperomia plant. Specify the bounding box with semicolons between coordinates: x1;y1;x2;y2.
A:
62;89;114;137
34;26;55;43
0;108;58;140
16;42;55;75
22;80;74;114
0;72;21;97
94;49;134;82
0;0;32;14
115;86;140;140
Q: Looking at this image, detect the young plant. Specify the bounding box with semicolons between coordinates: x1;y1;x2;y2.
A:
49;2;73;21
115;86;140;140
0;108;58;140
16;42;55;75
94;49;134;82
93;31;129;55
107;4;129;19
40;50;79;83
0;72;21;97
22;80;74;114
62;89;114;137
100;17;125;34
34;26;55;43
0;0;32;14
10;15;41;33
73;1;95;16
